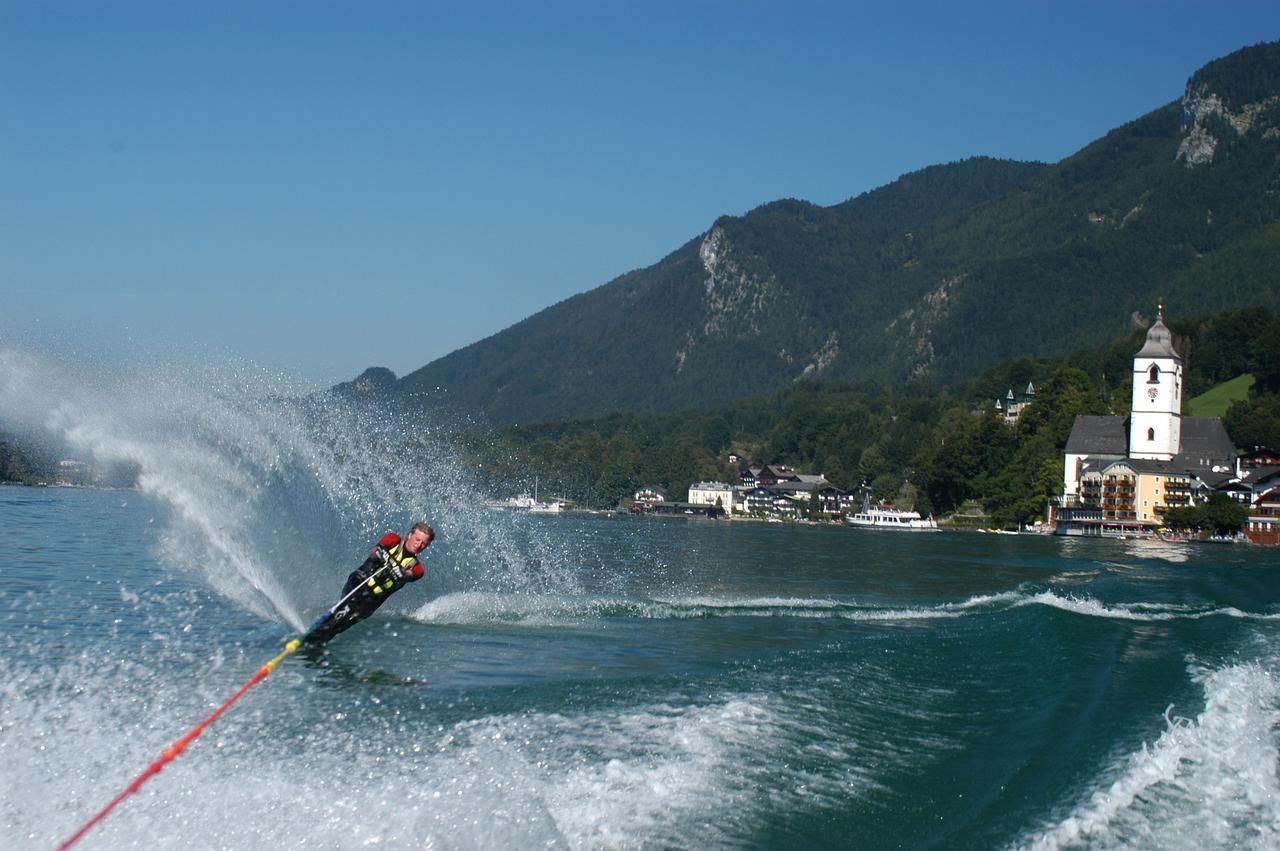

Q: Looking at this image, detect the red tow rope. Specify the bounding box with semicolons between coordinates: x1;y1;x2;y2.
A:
57;563;392;848
56;638;303;850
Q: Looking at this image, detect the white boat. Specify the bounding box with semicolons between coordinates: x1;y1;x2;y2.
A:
482;494;538;511
483;476;564;514
846;494;938;531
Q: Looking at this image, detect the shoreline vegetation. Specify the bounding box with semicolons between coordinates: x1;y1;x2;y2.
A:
467;306;1280;534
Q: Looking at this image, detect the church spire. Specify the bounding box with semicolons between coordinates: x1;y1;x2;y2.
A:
1129;302;1182;461
1135;303;1180;361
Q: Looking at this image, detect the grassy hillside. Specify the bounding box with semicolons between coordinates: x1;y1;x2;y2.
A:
1188;374;1255;417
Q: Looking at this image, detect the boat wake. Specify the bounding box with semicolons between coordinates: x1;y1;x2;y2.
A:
1;641;890;850
409;588;1280;628
1020;658;1280;850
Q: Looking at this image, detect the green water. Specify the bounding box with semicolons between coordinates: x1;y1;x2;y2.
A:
3;486;1278;849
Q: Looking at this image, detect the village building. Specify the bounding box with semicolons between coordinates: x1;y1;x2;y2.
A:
1239;447;1280;469
688;481;735;515
632;486;667;507
1247;486;1280;545
814;484;859;518
1226;448;1280;504
740;464;795;488
741;486;801;517
757;465;800;486
995;382;1036;426
1056;307;1236;535
54;459;91;486
1216;448;1280;544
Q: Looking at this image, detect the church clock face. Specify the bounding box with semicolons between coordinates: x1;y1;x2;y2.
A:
1147;387;1159;400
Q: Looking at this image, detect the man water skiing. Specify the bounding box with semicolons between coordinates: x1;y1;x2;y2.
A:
305;522;435;644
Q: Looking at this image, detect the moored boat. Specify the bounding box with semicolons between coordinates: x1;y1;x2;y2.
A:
845;493;938;531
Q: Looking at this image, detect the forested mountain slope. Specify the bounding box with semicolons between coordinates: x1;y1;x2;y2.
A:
383;42;1280;425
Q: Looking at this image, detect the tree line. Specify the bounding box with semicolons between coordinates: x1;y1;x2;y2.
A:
463;305;1280;528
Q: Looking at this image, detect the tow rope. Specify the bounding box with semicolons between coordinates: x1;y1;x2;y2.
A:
56;565;390;850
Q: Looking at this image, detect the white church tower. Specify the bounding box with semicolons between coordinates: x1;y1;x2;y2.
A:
1129;305;1182;460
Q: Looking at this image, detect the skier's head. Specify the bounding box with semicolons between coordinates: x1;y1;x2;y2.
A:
405;522;435;555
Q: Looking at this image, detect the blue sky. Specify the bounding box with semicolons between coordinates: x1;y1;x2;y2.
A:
3;1;1279;385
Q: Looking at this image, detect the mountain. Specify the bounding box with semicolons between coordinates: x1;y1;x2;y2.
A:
332;366;397;399
376;42;1280;426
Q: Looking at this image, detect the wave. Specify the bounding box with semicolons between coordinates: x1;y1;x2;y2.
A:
410;591;863;626
409;588;1280;628
0;647;878;850
1015;591;1280;623
1020;660;1280;849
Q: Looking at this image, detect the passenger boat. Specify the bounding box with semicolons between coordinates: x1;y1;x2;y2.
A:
846;494;938;531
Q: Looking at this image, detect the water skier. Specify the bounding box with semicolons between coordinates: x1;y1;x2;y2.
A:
305;522;435;644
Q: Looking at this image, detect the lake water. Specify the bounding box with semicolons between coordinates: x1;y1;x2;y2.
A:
1;354;1278;849
4;487;1279;850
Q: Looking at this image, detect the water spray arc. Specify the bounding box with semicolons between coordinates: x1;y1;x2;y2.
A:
55;566;391;850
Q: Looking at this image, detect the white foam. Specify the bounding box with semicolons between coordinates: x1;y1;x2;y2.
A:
0;645;881;850
1022;662;1280;850
1016;591;1280;623
410;589;1280;630
410;590;633;626
656;595;847;610
0;347;592;632
411;592;863;626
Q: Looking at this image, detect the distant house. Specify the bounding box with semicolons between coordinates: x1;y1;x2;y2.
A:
1222;464;1280;507
688;481;735;515
757;465;799;486
633;486;667;507
1247;486;1280;545
767;480;822;501
1239;447;1280;470
742;486;780;515
1077;459;1196;530
813;485;856;518
54;459;91;486
995;382;1035;426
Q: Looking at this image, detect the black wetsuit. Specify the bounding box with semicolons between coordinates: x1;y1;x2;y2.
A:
305;536;424;644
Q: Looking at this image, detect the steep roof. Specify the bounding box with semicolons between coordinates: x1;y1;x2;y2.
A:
1124;458;1194;477
1241;465;1280;485
1065;413;1235;465
769;481;823;495
1065;415;1128;455
1175;417;1236;464
1135;311;1182;361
